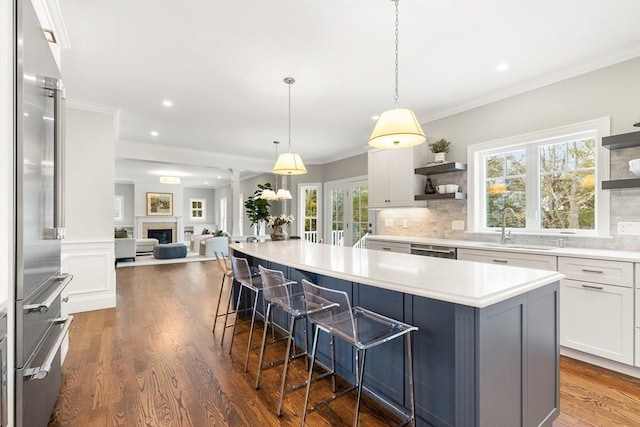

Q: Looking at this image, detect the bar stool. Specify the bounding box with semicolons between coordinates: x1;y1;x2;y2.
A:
255;266;337;416
212;251;232;341
300;279;418;427
227;256;264;372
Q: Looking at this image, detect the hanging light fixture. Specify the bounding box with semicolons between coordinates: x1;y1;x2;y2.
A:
159;176;181;184
273;77;308;175
262;141;293;200
369;0;426;149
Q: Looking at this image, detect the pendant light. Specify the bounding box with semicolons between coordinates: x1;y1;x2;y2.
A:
273;77;308;175
261;141;293;200
369;0;426;149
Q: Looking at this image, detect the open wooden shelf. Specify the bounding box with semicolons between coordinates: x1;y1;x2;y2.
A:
415;192;467;201
602;131;640;150
602;178;640;190
415;161;467;176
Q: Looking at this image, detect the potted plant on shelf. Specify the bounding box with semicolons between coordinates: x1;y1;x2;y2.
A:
430;138;451;163
244;183;272;235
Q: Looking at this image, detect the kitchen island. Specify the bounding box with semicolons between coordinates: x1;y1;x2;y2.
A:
230;240;564;427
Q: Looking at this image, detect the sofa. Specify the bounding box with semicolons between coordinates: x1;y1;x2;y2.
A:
114;238;136;262
199;236;229;257
136;238;159;254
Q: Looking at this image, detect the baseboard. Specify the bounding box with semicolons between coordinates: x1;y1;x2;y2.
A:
66;293;116;314
561;347;640;378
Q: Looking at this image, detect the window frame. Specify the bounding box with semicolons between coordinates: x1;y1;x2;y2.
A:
467;117;610;237
114;195;124;223
298;183;322;242
219;197;227;232
189;198;207;222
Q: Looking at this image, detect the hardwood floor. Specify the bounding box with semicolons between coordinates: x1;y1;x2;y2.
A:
49;261;640;426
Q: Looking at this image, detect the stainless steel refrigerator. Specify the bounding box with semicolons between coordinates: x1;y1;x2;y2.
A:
14;1;73;425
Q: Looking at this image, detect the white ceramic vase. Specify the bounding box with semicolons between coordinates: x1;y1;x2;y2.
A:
434;152;446;163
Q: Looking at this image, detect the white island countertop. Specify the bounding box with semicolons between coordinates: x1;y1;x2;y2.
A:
230;240;564;309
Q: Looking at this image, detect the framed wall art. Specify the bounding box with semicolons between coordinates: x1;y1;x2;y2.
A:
146;192;173;216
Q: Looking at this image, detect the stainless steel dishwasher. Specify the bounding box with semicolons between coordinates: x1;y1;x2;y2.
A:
410;244;457;259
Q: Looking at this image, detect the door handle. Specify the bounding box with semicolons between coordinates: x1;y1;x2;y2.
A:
46;77;66;239
23;273;72;313
23;315;74;380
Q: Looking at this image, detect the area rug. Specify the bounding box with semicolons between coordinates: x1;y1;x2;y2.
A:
116;252;214;268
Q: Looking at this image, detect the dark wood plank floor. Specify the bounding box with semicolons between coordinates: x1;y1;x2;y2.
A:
49;261;640;426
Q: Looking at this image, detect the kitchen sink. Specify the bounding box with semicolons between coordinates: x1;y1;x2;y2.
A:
479;243;557;251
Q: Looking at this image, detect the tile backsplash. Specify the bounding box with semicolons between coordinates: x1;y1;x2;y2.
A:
378;156;640;252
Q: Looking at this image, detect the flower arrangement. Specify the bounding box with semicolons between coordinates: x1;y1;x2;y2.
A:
267;214;294;227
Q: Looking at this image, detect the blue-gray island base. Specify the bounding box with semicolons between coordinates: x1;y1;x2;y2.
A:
230;242;560;427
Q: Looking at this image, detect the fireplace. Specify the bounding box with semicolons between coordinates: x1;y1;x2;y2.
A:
148;229;173;244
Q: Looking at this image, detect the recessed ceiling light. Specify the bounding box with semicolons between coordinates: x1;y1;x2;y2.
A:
496;63;509;72
217;176;222;179
162;100;173;107
150;131;159;137
204;181;209;184
372;115;379;121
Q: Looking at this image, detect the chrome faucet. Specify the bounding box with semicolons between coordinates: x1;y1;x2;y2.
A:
501;207;516;244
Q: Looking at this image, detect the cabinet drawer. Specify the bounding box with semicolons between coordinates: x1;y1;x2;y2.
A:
558;257;633;287
457;248;557;271
366;240;411;254
560;279;634;365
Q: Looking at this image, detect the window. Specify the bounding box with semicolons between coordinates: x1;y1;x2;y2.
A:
299;185;321;242
468;118;610;236
219;197;227;231
114;195;124;222
189;198;206;221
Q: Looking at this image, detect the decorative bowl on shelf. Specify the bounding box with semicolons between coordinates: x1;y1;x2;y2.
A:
630;159;640;177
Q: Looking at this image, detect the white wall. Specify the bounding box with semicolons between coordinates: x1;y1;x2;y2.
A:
379;58;640;251
114;182;135;226
62;106;117;313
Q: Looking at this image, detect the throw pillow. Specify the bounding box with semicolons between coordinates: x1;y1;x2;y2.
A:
114;228;127;238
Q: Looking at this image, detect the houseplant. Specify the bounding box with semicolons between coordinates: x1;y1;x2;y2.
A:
429;138;451;163
244;183;273;234
267;214;293;241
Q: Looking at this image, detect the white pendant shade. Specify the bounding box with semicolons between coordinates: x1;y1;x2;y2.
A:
272;152;307;175
260;188;292;201
368;108;426;149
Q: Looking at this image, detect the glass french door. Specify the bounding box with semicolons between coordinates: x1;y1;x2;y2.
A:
325;179;368;247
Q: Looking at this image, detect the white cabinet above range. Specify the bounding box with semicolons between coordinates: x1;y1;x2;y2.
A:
368;148;426;208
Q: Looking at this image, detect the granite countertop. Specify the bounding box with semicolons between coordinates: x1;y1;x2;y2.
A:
230;240;564;309
367;235;640;262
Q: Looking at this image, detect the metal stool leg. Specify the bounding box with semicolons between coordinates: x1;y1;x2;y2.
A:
243;288;260;372
276;316;297;416
220;279;235;346
407;333;416;425
254;302;273;389
301;326;320;427
212;274;227;333
228;283;245;355
354;348;367;427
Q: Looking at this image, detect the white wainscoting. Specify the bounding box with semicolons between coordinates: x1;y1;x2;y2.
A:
61;240;116;314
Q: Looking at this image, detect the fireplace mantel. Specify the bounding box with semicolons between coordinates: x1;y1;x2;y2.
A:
135;216;184;242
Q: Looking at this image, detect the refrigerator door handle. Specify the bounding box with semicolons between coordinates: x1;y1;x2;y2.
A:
23;273;72;313
23;316;73;381
48;78;65;240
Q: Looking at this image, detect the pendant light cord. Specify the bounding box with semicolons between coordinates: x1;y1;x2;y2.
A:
288;81;292;152
394;0;399;109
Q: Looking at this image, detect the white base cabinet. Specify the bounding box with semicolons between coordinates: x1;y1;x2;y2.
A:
365;240;411;254
559;279;634;365
456;248;557;271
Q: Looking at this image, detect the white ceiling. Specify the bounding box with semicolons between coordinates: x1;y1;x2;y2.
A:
58;0;640;185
